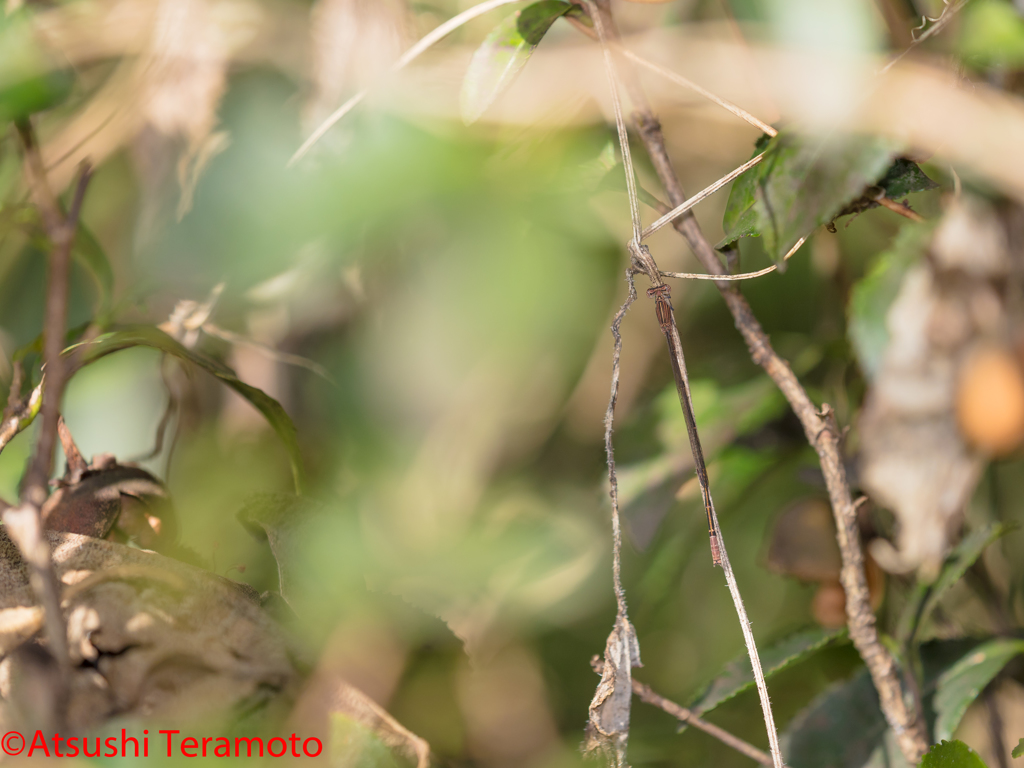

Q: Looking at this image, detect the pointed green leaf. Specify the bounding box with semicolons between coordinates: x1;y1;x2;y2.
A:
690;627;847;716
898;524;1009;645
920;740;990;768
922;524;1008;622
73;224;115;318
70;325;305;493
934;639;1024;742
1011;738;1023;758
719;131;900;262
460;1;573;125
877;158;938;200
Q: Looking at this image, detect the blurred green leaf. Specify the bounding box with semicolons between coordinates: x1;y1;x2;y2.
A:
898;524;1008;644
619;376;786;546
330;712;410;768
783;668;886;768
933;638;1024;742
0;10;73;123
658;376;787;456
920;740;990;768
958;0;1024;69
237;492;326;607
73;224;115;318
848;221;934;379
783;640;986;768
71;325;305;493
5;204;114;316
719;131;899;262
1011;738;1023;758
460;1;574;124
690;627;847;717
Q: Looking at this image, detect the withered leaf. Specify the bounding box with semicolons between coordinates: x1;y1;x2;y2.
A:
584;613;641;766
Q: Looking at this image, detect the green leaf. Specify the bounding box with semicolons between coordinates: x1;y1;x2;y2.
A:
877;158;938;200
70;325;305;493
782;639;983;768
73;224;115;318
919;525;1008;632
958;0;1024;69
719;131;900;262
460;1;573;125
783;668;887;768
920;740;990;768
1011;738;1023;758
933;639;1024;742
0;10;73;123
3;204;114;316
690;627;847;716
848;221;934;379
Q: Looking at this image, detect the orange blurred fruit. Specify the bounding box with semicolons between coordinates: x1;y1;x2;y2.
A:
956;346;1024;455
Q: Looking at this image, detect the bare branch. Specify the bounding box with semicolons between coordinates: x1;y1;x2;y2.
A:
591;657;773;766
587;3;784;765
641;152;765;240
575;8;931;763
873;193;925;222
604;271;638;616
2;122;94;689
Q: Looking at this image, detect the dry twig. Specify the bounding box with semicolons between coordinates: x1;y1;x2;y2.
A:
586;3;784;765
578;4;931;763
1;121;93;687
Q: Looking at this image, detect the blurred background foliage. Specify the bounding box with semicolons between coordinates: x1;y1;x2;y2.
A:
2;0;1024;766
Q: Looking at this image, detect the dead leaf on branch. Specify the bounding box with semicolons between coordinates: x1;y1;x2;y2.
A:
584;613;641;766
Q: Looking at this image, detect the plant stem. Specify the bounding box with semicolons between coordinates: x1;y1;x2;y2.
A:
580;4;930;762
2;122;92;690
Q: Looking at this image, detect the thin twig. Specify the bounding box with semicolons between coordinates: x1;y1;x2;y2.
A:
20;157;92;506
576;8;931;763
660;233;807;282
605;272;638;616
564;15;776;138
879;0;970;74
290;0;522;165
0;363;43;454
591;657;773;766
641;152;765;240
874;194;924;222
2;124;92;688
588;3;784;765
293;0;777;168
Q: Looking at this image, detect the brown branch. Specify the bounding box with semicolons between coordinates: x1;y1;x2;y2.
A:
874;194;925;223
591;657;772;766
20;153;92;506
581;3;930;764
2;122;93;690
